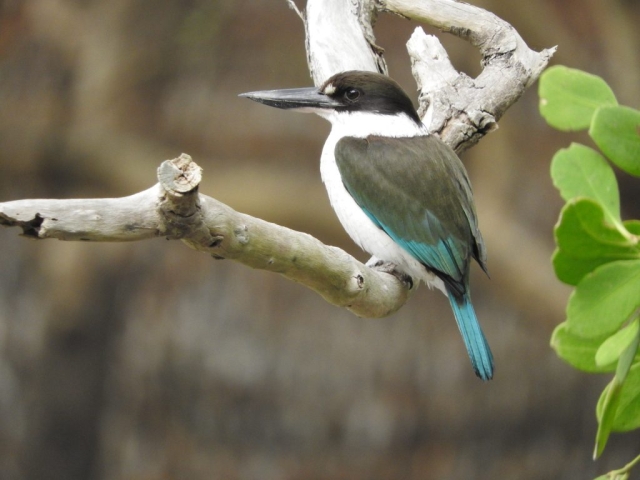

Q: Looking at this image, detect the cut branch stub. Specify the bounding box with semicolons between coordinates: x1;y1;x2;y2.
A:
0;154;413;318
157;153;202;194
0;0;558;320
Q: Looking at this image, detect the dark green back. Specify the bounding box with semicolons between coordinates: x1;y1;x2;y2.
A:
335;134;487;296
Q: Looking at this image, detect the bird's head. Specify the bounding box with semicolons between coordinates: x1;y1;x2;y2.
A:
240;71;423;131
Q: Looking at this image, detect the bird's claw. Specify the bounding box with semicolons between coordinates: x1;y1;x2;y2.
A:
368;258;414;289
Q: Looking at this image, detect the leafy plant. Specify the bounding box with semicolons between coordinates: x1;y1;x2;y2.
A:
539;65;640;479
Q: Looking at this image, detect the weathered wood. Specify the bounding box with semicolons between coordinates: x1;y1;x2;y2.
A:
303;0;556;152
0;154;411;318
0;0;555;318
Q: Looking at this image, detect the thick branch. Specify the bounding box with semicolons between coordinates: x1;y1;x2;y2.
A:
303;0;386;85
0;155;411;318
293;0;557;314
303;0;555;152
1;1;556;321
0;192;161;242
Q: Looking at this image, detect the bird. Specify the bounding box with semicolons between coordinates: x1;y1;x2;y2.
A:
240;70;494;380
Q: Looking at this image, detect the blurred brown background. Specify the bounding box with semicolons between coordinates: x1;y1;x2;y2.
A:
0;1;639;479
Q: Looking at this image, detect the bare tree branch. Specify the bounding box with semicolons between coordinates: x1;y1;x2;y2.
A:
304;0;556;152
0;155;412;318
304;0;387;84
0;0;555;318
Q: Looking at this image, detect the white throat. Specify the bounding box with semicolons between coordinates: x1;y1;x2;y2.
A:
317;110;428;139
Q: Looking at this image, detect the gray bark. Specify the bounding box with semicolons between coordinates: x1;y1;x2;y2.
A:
0;155;411;318
301;0;556;152
0;0;554;318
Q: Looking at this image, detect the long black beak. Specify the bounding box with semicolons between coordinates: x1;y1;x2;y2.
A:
239;87;341;110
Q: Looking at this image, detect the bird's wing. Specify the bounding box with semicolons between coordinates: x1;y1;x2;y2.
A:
335;134;486;295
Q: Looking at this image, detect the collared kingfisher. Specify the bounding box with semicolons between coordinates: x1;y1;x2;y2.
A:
240;71;494;380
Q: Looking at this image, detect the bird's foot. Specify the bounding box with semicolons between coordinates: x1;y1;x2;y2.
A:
367;257;414;289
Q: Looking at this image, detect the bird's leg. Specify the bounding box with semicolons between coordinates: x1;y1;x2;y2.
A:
367;256;414;289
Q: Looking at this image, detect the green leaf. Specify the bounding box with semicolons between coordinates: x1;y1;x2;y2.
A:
595;357;640;460
566;259;640;338
551;143;621;223
595;378;622;458
595;331;637;459
624;220;640;236
596;319;640;367
553;248;607;287
539;66;618;131
613;360;640;432
551;322;616;373
553;199;639;285
590;105;640;177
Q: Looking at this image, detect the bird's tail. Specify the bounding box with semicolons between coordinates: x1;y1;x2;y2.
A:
447;290;494;381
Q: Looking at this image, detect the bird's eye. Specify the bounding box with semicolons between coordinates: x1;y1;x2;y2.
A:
345;88;361;102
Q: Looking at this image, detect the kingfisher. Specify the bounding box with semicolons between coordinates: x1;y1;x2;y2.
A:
240;71;494;380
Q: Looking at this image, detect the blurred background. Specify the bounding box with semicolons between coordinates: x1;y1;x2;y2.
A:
0;1;639;479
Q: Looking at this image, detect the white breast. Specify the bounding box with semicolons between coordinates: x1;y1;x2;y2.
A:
317;111;444;292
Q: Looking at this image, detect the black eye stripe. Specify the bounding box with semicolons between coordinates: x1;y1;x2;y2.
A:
319;71;422;125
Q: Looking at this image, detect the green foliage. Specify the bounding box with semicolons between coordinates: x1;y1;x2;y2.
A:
566;260;640;338
539;65;617;130
551;143;620;220
550;324;615;373
539;65;640;478
591;106;640;177
553;199;639;286
595;319;639;368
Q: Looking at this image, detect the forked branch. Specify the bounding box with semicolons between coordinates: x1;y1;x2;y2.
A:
0;0;554;317
301;0;555;152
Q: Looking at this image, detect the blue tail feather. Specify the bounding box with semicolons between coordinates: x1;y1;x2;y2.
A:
447;291;494;381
